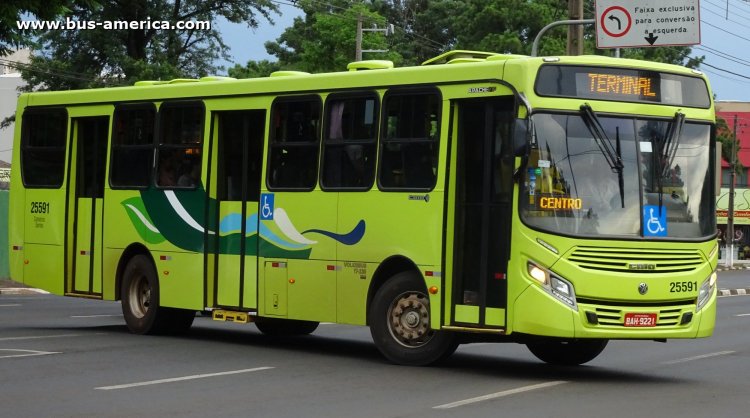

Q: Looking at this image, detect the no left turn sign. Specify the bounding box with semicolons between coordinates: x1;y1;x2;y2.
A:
595;0;701;49
600;6;632;38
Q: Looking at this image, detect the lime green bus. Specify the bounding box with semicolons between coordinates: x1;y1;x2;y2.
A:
9;50;718;366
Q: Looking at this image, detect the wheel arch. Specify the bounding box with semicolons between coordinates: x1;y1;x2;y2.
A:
114;243;154;301
366;255;424;326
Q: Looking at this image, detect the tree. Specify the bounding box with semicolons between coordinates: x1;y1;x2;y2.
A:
264;0;401;73
20;0;278;90
227;59;280;78
0;0;86;57
265;1;699;71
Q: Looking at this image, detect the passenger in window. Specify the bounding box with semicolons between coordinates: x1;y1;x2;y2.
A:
178;163;201;187
158;157;177;187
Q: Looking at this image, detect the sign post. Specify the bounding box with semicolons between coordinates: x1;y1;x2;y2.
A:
595;0;700;49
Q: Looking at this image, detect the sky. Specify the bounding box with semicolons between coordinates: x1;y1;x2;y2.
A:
215;0;750;102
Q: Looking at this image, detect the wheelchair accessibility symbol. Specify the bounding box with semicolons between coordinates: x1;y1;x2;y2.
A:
260;193;274;220
643;205;666;237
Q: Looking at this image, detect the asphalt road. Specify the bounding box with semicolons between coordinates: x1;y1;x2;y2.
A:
1;293;748;418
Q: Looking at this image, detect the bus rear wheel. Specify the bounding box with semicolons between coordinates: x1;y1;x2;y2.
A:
526;339;608;366
369;272;457;366
254;317;319;336
120;254;194;335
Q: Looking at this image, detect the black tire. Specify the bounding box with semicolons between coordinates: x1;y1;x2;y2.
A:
120;254;194;335
526;339;608;366
369;271;457;366
254;317;319;336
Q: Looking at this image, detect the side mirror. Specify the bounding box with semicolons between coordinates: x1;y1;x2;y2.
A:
513;119;530;157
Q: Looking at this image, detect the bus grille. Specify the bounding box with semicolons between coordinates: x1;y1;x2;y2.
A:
592;307;685;327
566;246;703;273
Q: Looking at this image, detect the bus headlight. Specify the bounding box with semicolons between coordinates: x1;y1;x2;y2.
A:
527;261;577;311
696;271;717;312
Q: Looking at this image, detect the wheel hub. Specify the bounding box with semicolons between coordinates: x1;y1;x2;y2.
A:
388;292;433;348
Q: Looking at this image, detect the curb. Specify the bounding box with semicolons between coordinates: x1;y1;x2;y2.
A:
0;288;50;295
719;288;750;297
716;266;750;271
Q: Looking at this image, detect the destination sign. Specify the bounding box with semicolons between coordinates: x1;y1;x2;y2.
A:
535;65;710;108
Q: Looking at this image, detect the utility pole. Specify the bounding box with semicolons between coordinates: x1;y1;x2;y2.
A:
567;0;584;55
355;15;393;61
355;14;363;61
727;114;738;267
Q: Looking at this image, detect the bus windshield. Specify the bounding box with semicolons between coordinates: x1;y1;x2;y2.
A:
521;112;714;239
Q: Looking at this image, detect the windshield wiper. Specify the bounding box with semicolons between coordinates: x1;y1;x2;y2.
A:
579;103;625;208
660;112;685;178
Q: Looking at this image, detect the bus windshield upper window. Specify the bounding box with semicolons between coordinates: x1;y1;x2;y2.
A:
378;90;440;190
267;97;321;190
21;109;68;188
110;105;155;188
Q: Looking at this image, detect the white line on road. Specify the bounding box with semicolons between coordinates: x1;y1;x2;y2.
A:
433;381;568;409
0;304;22;307
736;313;750;317
0;349;61;359
0;333;104;342
662;351;735;365
95;367;275;391
71;314;122;318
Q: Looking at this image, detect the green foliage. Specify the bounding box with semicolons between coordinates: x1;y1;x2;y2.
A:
0;0;87;57
264;0;696;72
227;59;280;78
19;0;277;90
265;0;400;73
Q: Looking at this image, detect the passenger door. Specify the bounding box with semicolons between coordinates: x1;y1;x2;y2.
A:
66;116;109;296
209;110;266;309
447;98;515;328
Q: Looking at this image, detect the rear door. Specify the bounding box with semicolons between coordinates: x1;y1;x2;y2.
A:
67;116;109;296
210;110;266;309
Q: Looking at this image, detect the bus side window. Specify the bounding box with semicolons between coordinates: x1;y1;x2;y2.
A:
378;90;440;190
155;102;204;189
21;108;68;188
321;93;378;190
267;97;321;190
110;104;156;188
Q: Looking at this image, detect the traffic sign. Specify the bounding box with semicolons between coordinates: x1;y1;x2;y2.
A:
595;0;701;48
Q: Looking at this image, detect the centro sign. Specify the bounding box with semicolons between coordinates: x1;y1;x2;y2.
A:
595;0;701;48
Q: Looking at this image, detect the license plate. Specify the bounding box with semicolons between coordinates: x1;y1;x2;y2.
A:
624;313;657;327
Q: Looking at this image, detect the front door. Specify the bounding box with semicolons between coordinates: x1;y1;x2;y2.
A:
210;110;266;309
449;98;515;327
67;116;109;296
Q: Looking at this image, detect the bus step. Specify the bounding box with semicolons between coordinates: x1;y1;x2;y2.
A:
212;310;253;324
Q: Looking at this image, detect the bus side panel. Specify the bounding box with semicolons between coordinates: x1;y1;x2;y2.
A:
337;191;444;326
21;188;67;293
154;251;203;310
102;189;147;300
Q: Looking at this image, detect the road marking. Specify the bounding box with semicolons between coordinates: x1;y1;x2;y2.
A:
0;349;60;359
736;313;750;317
71;314;122;318
0;333;103;342
433;381;568;409
662;351;735;365
0;304;22;307
95;367;275;391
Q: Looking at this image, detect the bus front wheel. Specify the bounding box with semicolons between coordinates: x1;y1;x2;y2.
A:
120;254;194;335
526;339;608;366
369;272;457;366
